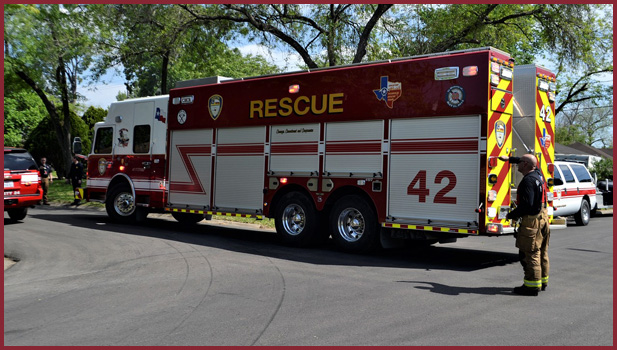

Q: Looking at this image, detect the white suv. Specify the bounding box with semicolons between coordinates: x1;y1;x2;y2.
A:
552;161;597;226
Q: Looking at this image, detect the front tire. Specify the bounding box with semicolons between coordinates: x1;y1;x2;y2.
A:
574;199;590;226
274;192;319;247
330;195;379;253
7;207;28;221
106;183;146;223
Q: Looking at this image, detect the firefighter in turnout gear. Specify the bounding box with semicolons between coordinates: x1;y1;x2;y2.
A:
499;154;550;296
67;156;84;206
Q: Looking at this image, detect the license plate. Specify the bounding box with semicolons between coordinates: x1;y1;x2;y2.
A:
4;181;14;188
4;190;20;196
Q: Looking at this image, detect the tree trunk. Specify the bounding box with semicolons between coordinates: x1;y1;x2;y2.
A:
161;51;170;94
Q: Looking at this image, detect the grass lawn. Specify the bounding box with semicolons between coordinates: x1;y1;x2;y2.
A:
46;174;275;228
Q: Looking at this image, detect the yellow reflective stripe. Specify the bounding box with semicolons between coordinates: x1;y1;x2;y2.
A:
524;279;542;288
542;276;549;283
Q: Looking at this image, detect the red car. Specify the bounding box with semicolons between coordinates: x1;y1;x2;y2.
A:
4;148;43;221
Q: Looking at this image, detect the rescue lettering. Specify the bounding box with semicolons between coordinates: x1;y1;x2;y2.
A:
250;93;344;118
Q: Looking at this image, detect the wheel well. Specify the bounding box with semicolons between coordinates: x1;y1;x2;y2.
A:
107;175;134;200
268;184;312;218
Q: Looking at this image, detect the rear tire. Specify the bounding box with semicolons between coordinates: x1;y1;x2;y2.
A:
7;207;28;221
172;211;204;225
574;199;590;226
274;192;319;247
106;183;146;223
330;195;379;253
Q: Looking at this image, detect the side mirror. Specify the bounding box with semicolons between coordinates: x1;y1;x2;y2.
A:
72;137;82;155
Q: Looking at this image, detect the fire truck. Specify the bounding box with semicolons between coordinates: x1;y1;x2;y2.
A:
84;47;535;252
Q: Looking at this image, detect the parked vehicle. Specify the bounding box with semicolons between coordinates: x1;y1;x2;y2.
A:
4;148;43;221
552;160;597;226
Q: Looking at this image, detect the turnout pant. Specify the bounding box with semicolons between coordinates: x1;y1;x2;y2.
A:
41;177;50;203
516;211;550;288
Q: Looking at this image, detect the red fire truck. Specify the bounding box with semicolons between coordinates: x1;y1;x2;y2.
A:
84;47;530;252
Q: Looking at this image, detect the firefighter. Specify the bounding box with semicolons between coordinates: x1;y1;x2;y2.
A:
67;156;84;206
499;154;550;296
38;157;53;205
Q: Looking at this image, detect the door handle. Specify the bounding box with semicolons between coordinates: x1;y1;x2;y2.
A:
142;161;151;169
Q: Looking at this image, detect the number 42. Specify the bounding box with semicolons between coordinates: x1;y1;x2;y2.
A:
407;170;457;204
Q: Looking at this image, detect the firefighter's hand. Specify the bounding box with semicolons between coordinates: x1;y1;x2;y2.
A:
498;156;509;162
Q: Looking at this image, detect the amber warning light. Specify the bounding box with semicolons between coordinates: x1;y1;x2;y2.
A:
289;85;300;93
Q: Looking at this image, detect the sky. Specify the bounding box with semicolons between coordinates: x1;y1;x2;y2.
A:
79;44;304;109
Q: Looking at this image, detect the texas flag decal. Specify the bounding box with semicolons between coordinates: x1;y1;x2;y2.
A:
373;76;402;108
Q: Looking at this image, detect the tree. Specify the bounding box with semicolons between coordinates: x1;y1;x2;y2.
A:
4;4;98;176
82;106;107;140
556;100;613;147
180;4;393;68
4;90;48;147
590;158;613;181
90;4;279;97
24;109;91;175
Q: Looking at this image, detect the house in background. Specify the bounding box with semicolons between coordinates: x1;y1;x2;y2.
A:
555;141;613;168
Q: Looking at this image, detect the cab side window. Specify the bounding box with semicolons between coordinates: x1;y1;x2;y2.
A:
133;125;151;154
554;168;563;183
559;164;576;183
571;164;592;183
94;127;113;154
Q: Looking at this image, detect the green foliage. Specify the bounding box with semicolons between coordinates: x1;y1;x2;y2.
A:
590;158;613;180
24;109;91;176
90;4;278;98
4;90;47;147
555;125;588;146
81;106;107;140
5;4;101;175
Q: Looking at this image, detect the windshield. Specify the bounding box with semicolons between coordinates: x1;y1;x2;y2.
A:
4;151;38;171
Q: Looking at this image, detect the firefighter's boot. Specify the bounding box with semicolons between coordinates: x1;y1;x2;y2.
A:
513;285;539;296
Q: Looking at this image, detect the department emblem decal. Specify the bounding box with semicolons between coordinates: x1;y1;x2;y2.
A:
446;86;465;108
98;158;107;176
118;128;129;147
208;95;223;120
495;120;506;148
373;76;402;108
177;110;187;125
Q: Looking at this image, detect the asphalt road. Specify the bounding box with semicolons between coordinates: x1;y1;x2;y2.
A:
4;205;613;346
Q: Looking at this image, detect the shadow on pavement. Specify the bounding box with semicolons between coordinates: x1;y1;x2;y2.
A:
22;206;521;273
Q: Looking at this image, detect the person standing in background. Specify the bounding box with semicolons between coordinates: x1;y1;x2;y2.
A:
38;157;53;205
